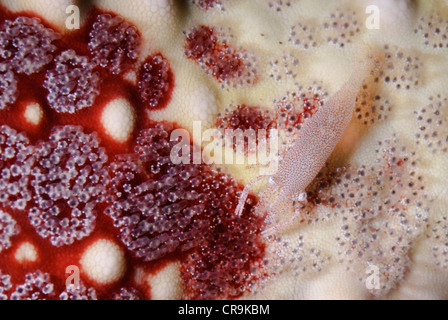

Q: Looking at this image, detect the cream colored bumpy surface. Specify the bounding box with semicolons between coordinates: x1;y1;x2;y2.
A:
1;0;448;300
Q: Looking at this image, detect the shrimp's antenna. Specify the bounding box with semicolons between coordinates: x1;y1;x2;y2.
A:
235;175;269;216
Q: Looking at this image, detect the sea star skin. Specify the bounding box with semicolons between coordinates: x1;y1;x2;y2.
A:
0;0;447;300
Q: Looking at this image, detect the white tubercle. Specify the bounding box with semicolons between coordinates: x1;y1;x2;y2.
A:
14;242;38;263
101;98;136;143
80;239;126;285
24;103;43;125
148;261;183;299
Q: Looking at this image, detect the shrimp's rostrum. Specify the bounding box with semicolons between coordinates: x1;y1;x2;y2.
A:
236;54;377;236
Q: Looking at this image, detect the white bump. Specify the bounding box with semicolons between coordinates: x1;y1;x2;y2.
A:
80;239;126;285
298;192;307;202
101;98;135;143
24;103;43;125
190;88;217;125
145;0;172;14
148;261;182;299
14;242;37;263
123;70;137;85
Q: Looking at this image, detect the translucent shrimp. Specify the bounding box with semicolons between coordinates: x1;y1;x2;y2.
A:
235;54;377;237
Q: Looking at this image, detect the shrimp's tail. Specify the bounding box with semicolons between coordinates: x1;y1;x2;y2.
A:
234;175;269;216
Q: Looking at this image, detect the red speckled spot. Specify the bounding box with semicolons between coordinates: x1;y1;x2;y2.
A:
0;269;13;299
28;125;109;247
137;54;174;110
102;121;267;299
181;208;265;300
0;125;34;210
44;50;101;114
111;287;142;300
276;94;321;133
0;209;19;253
216;105;277;155
184;25;257;87
193;0;224;11
88;13;141;75
59;279;105;300
0;16;59;75
9;270;55;300
105;122;266;265
0;69;17;110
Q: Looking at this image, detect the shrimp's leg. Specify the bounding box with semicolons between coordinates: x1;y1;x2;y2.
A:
235;174;270;216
